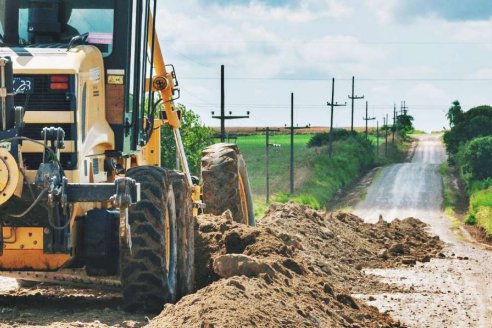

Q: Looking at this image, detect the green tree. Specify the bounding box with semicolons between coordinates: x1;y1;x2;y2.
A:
161;104;213;176
443;105;492;156
396;113;414;136
461;136;492;183
446;100;464;127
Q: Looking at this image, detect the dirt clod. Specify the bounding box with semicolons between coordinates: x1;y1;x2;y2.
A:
149;202;443;327
213;254;275;278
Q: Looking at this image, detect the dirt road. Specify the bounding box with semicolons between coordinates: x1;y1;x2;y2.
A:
354;134;492;327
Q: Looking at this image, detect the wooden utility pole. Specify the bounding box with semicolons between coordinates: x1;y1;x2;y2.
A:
290;93;294;195
266;127;271;203
348;76;364;132
285;93;310;195
211;65;250;141
220;64;225;140
402;100;408;116
363;101;375;139
392;104;396;145
326;78;347;157
257;127;280;203
384;114;389;157
376;120;380;157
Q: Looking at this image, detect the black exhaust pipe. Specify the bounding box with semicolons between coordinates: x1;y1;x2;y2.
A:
0;57;14;131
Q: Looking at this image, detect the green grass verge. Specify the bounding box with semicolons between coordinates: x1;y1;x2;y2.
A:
237;133;409;218
238;134;382;217
439;163;458;217
409;130;427;135
236;134;315;217
467;187;492;236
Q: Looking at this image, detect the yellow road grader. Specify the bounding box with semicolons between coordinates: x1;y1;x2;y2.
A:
0;0;254;312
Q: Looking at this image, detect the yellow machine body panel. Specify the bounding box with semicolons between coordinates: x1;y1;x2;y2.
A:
0;46;117;271
2;227;43;250
0;46;116;186
0;227;70;270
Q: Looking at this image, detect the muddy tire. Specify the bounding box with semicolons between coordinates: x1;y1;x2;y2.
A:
121;166;177;313
201;143;255;226
170;171;195;298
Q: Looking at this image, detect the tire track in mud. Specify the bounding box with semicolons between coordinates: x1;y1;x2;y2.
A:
0;279;147;327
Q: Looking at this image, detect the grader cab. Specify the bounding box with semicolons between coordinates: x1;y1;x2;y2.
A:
0;0;254;312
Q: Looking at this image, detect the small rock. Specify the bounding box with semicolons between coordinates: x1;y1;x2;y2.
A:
368;296;376;301
378;249;389;260
336;294;359;310
402;256;416;265
226;279;246;291
199;222;216;233
389;243;405;255
282;258;305;275
222;210;234;222
213;254;275;278
420;255;431;263
323;283;334;295
261;273;274;285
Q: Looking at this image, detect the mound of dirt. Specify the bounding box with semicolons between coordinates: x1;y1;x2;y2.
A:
148;202;443;328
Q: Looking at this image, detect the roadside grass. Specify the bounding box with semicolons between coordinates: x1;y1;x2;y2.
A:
236;134;317;217
438;162;492;235
238;132;410;218
439;163;458;218
236;134;315;217
468;187;492;236
409;129;427;135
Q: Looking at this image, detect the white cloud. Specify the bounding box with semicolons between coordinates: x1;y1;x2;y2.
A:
470;68;492;79
217;0;353;23
406;83;448;101
452;20;492;42
157;4;383;79
387;66;434;79
299;36;386;71
367;0;398;24
368;0;492;23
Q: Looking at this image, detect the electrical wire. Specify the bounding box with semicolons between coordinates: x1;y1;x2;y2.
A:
8;188;47;218
48;206;70;231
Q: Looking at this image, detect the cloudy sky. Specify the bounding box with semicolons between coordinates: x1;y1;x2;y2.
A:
156;0;492;131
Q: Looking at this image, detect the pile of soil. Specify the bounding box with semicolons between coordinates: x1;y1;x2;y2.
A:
148;203;443;327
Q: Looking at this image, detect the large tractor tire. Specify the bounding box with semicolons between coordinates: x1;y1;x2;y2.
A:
170;171;195;298
121;166;177;313
201;143;255;226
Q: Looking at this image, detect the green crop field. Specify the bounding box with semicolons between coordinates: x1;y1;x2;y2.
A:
236;134;316;214
235;132;400;218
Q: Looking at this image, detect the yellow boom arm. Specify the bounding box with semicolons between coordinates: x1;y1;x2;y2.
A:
147;11;193;187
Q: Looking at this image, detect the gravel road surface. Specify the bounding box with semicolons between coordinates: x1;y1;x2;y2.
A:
354;134;492;328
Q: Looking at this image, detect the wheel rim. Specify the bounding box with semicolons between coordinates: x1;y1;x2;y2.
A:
238;174;249;224
165;207;171;271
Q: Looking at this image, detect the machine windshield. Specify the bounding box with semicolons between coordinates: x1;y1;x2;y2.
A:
0;0;115;56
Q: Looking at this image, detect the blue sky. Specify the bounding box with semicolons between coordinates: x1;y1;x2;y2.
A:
156;0;492;131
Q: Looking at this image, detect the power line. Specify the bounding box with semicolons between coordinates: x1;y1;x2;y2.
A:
186;103;456;110
180;76;492;82
161;39;492;46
